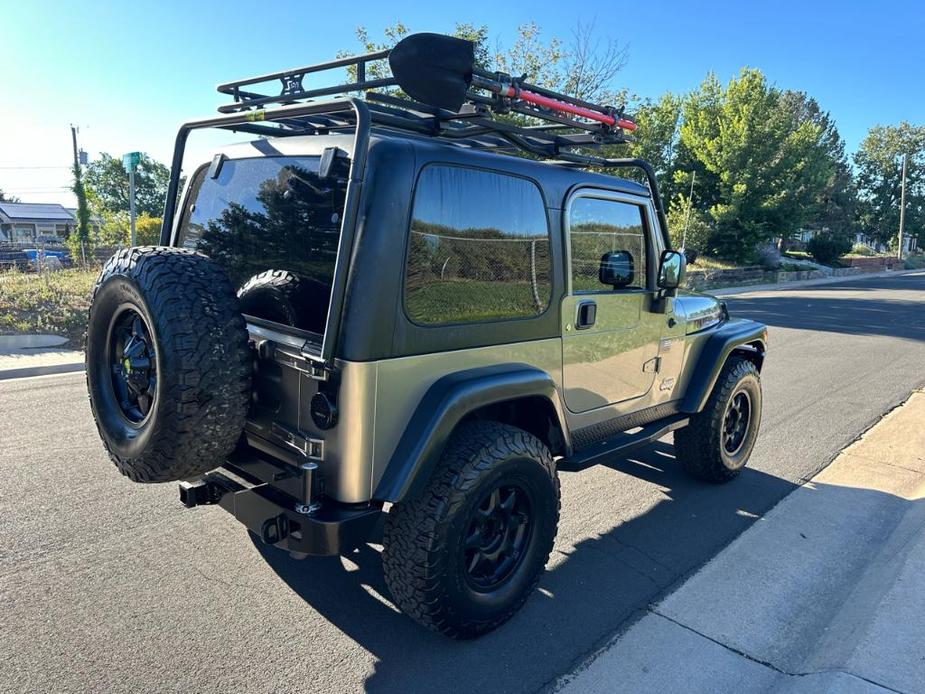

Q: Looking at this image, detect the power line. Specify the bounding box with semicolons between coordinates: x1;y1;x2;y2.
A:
0;165;71;170
1;187;73;192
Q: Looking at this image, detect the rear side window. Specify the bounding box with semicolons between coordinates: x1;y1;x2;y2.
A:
568;197;648;292
404;165;551;325
177;155;349;334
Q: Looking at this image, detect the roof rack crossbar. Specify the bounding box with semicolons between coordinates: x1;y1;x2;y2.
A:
217;49;390;93
213;33;634;158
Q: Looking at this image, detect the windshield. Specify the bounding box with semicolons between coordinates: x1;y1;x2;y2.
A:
177;154;349;335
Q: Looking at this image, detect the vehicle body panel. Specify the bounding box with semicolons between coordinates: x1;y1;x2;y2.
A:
170;127;765;509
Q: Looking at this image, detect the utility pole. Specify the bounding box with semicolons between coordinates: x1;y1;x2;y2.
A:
682;170;696;250
897;153;908;261
70;125;91;264
128;168;137;246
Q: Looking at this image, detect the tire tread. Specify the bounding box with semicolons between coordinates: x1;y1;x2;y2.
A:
86;246;251;483
382;422;560;638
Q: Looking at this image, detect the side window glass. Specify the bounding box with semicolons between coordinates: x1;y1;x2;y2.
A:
569;197;648;292
404;165;551;325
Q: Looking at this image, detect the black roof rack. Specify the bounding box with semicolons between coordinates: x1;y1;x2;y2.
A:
213;33;638;165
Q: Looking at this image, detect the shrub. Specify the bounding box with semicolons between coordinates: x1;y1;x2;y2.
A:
850;243;876;257
806;233;852;265
666;195;712;253
754;244;781;270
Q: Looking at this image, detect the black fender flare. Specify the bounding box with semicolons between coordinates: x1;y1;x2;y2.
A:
680;319;768;414
373;364;570;502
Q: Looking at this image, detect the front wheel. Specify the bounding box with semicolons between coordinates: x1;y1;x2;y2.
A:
382;422;560;639
674;357;762;482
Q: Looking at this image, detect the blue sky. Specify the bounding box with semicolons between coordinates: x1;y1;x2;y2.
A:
1;0;921;206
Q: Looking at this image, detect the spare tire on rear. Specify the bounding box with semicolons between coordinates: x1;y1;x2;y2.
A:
85;246;252;483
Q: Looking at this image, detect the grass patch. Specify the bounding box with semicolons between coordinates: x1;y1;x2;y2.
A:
779;262;806;272
0;268;98;346
687;255;746;270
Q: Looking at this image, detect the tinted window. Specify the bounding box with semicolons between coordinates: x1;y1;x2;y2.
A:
569;197;647;292
177;155;349;334
405;166;551;325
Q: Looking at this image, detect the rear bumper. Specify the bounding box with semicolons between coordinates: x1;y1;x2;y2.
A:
179;461;382;557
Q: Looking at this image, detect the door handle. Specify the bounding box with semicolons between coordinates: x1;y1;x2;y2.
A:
576;300;597;329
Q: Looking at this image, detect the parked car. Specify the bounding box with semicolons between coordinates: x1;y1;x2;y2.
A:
84;33;767;638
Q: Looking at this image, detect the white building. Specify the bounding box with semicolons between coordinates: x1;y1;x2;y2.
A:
0;202;75;243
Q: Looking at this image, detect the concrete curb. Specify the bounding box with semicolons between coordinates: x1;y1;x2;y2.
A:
710;268;922;297
0;361;85;381
0;333;69;352
0;348;85;381
555;389;925;694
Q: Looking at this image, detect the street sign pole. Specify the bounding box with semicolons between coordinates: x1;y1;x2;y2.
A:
897;153;907;261
122;151;142;247
128;169;137;246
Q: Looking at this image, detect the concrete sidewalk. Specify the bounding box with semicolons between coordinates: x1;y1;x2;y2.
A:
0;334;83;380
555;389;925;694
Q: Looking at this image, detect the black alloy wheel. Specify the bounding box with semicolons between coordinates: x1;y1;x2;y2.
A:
108;307;157;424
464;482;534;592
722;390;751;456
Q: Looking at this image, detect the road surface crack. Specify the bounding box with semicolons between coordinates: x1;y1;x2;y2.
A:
649;609;908;694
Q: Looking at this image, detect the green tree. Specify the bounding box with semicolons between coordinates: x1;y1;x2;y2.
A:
631;92;683;196
0;189;20;203
346;21;628;107
94;209;130;247
854;122;925;247
135;213;163;245
85;152;170;217
68;159;93;261
781;91;856;236
679;69;834;261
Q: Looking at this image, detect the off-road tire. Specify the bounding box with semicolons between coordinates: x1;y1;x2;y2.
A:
382;422;560;639
674;357;762;483
236;269;329;333
85;246;251;483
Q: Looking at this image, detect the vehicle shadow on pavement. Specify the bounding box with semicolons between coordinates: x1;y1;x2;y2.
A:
725;275;925;342
252;442;799;694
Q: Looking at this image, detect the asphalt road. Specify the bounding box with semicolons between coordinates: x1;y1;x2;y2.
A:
2;271;924;694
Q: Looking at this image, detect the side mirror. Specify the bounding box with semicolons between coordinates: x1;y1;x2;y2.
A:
599;251;634;288
658;250;686;291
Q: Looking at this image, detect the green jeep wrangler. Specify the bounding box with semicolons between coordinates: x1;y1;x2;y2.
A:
84;34;767;638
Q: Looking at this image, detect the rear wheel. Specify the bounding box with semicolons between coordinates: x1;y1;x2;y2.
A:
382;422;560;638
674;357;762;482
85;247;252;483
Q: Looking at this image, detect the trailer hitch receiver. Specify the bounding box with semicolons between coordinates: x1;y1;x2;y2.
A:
178;478;225;508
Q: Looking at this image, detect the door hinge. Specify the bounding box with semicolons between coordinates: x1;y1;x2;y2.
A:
643;357;661;373
272;349;329;381
271;422;324;461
